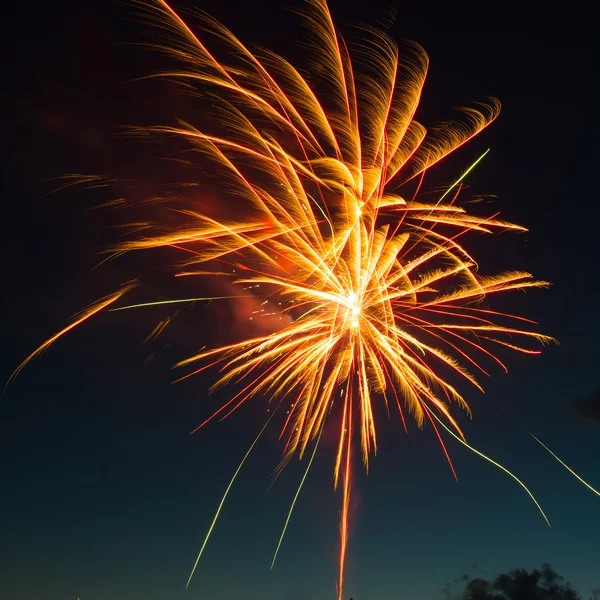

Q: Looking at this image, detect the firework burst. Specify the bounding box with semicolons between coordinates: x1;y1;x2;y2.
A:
11;1;570;597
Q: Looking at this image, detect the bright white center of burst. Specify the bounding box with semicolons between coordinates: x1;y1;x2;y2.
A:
346;291;360;328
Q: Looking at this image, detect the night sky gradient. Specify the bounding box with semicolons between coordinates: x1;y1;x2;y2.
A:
3;1;599;599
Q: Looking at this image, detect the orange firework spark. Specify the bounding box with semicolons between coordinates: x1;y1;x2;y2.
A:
15;0;592;597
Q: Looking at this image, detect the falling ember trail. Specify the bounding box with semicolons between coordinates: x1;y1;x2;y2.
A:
427;408;550;526
338;402;352;600
6;281;137;390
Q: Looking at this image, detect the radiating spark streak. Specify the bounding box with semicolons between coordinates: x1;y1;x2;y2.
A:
424;406;459;481
427;408;550;526
271;422;324;569
38;174;110;196
6;281;137;389
109;296;245;311
187;358;286;433
186;408;278;589
530;433;600;497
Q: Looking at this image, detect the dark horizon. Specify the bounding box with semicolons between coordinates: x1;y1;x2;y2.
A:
3;0;599;599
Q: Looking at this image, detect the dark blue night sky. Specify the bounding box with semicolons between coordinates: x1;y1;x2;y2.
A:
3;1;599;599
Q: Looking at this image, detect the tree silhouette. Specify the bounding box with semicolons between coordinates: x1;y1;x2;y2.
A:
447;563;581;600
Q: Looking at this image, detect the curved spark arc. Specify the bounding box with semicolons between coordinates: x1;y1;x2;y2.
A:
6;282;137;390
10;0;560;597
427;408;551;527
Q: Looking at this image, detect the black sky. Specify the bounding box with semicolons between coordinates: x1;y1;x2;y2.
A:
3;1;599;599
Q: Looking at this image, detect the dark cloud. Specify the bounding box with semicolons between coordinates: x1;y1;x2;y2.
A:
573;386;600;424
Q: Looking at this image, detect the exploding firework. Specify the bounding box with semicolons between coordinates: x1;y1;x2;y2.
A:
13;0;586;597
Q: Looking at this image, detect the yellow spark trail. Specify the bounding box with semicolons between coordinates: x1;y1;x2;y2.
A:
271;423;324;569
530;433;600;497
109;296;246;311
186;409;277;589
